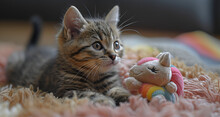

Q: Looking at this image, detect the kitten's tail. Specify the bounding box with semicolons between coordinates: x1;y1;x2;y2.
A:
26;16;42;49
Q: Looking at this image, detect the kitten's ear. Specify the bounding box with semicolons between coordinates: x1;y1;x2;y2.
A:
63;6;88;39
105;5;119;26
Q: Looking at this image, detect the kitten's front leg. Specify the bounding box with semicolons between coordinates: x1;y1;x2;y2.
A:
107;87;131;106
64;90;116;107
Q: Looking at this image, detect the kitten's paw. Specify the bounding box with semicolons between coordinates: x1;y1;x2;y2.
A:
63;90;116;107
93;97;116;107
63;90;75;98
107;87;131;106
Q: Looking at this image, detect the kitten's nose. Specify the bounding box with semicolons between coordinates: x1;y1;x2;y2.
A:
109;54;116;61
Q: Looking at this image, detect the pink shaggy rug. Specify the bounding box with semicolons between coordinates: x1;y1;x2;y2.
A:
0;43;220;117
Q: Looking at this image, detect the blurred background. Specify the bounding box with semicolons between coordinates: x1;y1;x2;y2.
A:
0;0;220;74
1;0;220;45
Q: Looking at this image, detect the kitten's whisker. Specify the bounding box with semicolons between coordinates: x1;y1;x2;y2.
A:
80;1;93;19
121;29;140;35
83;65;95;80
92;63;100;81
72;62;95;80
80;62;95;73
85;64;97;80
118;16;134;28
119;21;138;30
120;11;127;19
80;62;94;69
90;65;99;81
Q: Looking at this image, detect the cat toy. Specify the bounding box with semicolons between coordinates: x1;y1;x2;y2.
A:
124;52;184;102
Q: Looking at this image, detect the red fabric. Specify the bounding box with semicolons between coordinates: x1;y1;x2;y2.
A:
171;67;184;96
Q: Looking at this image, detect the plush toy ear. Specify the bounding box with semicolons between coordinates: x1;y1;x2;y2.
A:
63;6;88;39
159;52;171;67
105;5;119;26
156;52;163;59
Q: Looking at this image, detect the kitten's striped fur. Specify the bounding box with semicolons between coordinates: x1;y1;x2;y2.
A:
6;6;130;106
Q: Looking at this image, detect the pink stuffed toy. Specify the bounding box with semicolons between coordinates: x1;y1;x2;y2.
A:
124;52;184;102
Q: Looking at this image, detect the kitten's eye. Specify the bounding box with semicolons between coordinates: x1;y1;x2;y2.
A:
114;41;120;50
92;42;103;50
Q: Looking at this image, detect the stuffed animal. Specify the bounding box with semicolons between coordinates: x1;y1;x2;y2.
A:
124;52;184;103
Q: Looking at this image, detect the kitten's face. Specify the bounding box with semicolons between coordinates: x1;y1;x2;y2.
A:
57;6;122;73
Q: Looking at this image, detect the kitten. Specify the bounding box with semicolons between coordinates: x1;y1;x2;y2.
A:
6;5;130;106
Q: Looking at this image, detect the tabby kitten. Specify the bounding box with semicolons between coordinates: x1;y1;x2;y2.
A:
6;5;130;106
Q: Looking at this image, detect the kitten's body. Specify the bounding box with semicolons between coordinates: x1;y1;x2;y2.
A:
6;6;130;106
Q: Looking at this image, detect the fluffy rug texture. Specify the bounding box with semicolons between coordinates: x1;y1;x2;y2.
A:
0;44;220;117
